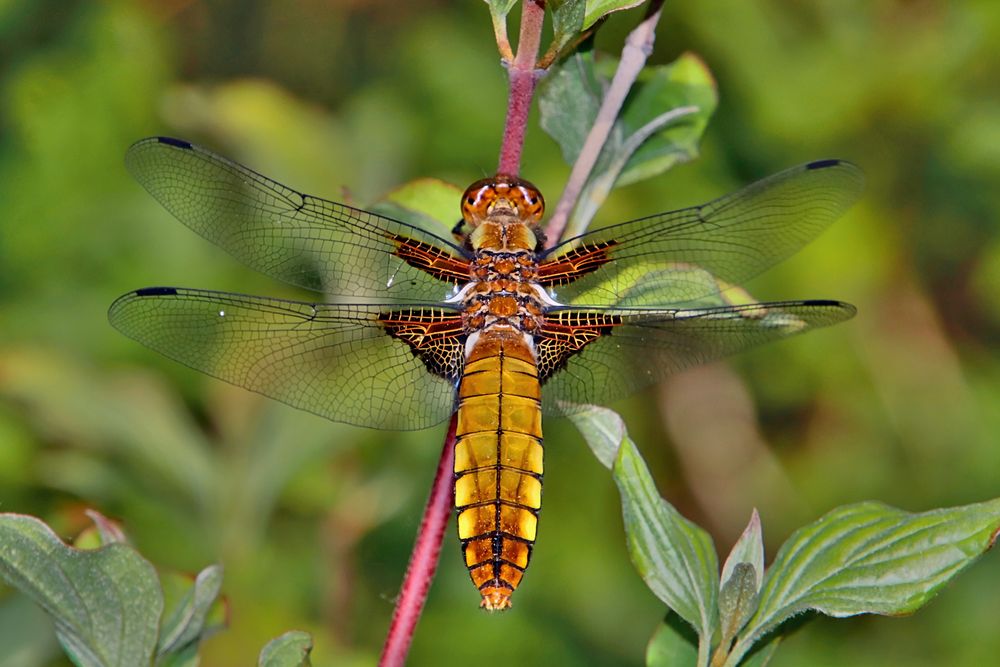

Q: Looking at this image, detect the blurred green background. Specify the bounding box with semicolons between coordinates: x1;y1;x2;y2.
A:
2;1;999;665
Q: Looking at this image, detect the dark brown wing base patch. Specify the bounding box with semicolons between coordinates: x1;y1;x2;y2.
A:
536;312;621;382
387;233;472;284
379;309;467;380
536;241;618;286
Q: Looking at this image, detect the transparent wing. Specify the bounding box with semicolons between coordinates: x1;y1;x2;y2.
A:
108;287;462;430
540;160;864;307
539;300;855;416
125;137;470;302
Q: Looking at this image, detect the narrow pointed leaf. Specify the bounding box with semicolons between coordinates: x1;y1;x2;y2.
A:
157;565;225;660
721;509;764;592
0;513;163;667
742;499;1000;643
258;631;313;667
83;511;128;547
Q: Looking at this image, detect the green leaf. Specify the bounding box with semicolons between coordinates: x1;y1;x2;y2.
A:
0;513;163;667
258;631;313;667
584;0;647;30
616;438;719;641
537;51;602;166
540;51;715;183
742;499;1000;644
645;613;698;667
550;0;587;55
721;510;764;593
615;51;717;186
370;177;462;237
156;565;225;663
570;407;719;641
538;51;716;237
568;103;700;238
568;404;625;468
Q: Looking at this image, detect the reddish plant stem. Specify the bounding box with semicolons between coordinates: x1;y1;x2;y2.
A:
378;415;457;667
497;0;546;175
380;4;549;663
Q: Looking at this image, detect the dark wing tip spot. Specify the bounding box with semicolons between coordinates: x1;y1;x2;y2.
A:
803;299;858;318
806;158;842;170
134;286;178;297
803;298;847;307
156;136;193;150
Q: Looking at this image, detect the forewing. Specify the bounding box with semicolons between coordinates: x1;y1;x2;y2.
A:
539;300;855;416
125;137;471;302
108;287;462;430
539;160;864;307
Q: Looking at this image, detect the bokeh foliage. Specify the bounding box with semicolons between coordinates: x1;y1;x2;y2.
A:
1;1;999;666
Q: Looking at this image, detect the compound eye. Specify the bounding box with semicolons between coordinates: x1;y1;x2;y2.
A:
515;183;545;222
461;180;497;224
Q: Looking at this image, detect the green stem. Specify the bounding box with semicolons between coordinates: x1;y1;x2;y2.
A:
697;633;712;667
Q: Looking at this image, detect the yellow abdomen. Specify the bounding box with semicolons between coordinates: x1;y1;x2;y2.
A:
454;329;543;610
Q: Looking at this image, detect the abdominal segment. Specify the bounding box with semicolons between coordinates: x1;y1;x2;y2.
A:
454;330;543;610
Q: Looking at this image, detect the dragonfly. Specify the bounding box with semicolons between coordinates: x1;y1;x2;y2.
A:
110;137;863;611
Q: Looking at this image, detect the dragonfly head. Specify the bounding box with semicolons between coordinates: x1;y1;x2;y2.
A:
461;174;545;226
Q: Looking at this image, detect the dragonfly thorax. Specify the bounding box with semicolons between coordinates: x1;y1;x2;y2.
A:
462;248;545;336
460;176;549;345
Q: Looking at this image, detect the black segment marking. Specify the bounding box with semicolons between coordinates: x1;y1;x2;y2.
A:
479;579;514;592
